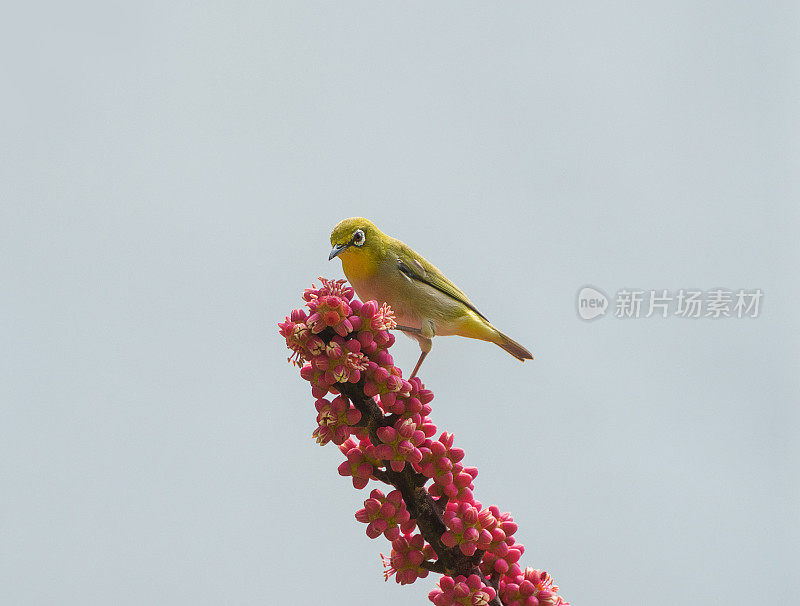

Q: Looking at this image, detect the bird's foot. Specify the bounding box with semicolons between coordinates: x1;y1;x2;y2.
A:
409;350;428;381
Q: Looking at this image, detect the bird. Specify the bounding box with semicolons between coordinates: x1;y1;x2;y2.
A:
328;217;533;379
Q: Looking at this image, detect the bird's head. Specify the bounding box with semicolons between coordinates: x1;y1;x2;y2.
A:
329;217;382;260
328;217;386;281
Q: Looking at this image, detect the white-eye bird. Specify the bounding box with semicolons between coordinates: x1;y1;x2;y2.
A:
328;217;533;379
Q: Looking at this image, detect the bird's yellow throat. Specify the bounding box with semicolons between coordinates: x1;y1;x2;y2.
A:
338;248;379;282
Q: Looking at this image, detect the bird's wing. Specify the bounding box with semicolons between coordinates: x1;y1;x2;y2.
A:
395;246;488;321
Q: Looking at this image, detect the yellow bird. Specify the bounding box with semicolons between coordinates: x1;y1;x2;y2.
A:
328;217;533;379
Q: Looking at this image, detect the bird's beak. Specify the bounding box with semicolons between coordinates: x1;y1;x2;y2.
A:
328;243;348;260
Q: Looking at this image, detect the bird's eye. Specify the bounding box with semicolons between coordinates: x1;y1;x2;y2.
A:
352;229;365;246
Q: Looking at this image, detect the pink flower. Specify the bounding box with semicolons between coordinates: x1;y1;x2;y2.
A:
357;300;397;331
440;499;497;557
378;376;434;421
303;277;355;303
356;328;378;356
416;432;466;492
428;462;478;503
428;574;497;606
312;396;362;446
480;535;525;578
497;569;568;606
494;507;518;534
337;437;381;489
381;533;435;585
312;336;369;384
418;433;476;504
356;300;395;330
299;362;336;398
498;572;540;606
375;418;425;472
519;569;569;606
354;489;416;541
306;294;353;336
417;416;438;439
409;376;435;406
278;308;310;366
471;505;521;576
362;351;411;398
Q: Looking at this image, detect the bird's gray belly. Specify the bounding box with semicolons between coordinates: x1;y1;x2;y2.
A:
350;275;462;336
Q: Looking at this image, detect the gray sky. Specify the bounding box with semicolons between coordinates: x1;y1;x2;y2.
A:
2;3;798;605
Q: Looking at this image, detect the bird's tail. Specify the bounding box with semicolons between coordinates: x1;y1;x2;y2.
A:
492;330;534;361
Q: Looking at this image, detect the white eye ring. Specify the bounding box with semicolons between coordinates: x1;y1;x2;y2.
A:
352;229;365;246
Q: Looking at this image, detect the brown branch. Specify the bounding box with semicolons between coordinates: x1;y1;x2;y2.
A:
337;380;505;606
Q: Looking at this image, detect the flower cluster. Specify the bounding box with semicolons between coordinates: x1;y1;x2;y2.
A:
280;278;568;606
382;533;436;585
480;507;524;577
418;432;478;502
498;568;569;606
312;395;362;446
375;418;426;472
337;436;382;489
281;278;405;399
429;574;497;606
441;500;494;556
355;488;416;540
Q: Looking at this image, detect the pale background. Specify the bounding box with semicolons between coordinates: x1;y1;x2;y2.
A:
2;3;798;605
